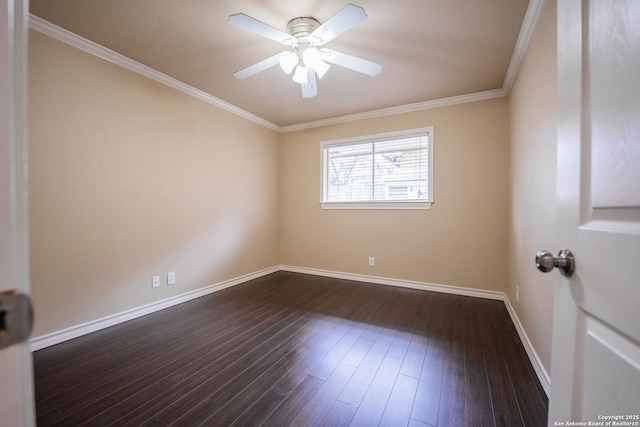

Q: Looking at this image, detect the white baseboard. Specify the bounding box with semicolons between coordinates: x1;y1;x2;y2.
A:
29;266;280;351
280;265;505;300
503;296;551;396
30;263;550;398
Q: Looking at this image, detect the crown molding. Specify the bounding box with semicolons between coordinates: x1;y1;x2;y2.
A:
282;0;544;132
502;0;544;93
30;0;543;134
28;14;280;132
279;89;507;132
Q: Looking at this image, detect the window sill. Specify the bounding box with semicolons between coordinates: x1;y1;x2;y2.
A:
320;201;432;210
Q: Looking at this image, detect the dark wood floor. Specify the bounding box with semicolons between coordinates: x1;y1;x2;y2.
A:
33;271;548;426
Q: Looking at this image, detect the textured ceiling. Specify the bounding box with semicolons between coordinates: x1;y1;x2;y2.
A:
29;0;530;128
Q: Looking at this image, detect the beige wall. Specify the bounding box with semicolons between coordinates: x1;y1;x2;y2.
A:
279;99;510;292
507;0;557;374
28;31;280;337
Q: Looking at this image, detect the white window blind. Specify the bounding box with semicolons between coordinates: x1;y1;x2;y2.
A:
321;127;433;209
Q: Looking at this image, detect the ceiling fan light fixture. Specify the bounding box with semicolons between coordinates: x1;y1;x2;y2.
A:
302;47;330;79
279;51;298;74
313;60;330;79
228;4;381;97
292;65;309;84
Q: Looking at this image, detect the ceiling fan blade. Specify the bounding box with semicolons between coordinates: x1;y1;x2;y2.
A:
301;68;318;98
309;3;367;46
228;13;296;46
320;48;382;76
233;52;287;79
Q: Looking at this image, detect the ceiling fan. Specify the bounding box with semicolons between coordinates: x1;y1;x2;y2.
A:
227;3;382;99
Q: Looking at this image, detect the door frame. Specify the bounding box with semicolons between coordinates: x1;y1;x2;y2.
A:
548;0;582;420
0;0;35;425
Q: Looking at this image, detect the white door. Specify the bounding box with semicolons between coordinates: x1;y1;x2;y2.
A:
549;0;640;424
0;0;35;426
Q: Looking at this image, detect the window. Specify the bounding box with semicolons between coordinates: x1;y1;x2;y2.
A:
321;127;433;209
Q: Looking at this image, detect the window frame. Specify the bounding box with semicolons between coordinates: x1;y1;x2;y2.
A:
319;127;434;210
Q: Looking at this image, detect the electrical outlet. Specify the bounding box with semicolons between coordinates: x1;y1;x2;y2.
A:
516;285;520;302
167;272;176;285
368;257;375;267
152;275;160;289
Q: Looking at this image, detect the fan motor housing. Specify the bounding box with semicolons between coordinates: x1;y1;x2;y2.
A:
286;17;320;38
